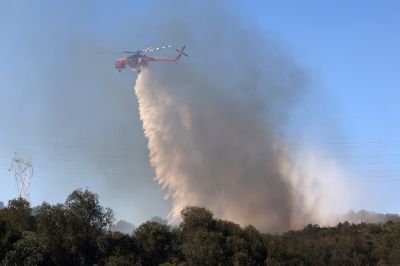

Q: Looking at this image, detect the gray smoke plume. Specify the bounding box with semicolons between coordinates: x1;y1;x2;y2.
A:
337;210;400;224
135;71;290;232
128;2;350;232
133;52;346;232
0;1;350;230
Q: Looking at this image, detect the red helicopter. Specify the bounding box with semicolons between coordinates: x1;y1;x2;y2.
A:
114;45;188;73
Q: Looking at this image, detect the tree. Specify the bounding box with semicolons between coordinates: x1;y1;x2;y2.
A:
375;222;400;265
0;198;35;232
65;189;114;265
134;221;173;265
35;203;70;265
0;219;20;260
3;231;48;266
180;206;215;232
105;255;137;266
98;232;138;264
242;225;268;265
214;219;249;264
179;207;226;265
36;189;114;265
181;228;224;265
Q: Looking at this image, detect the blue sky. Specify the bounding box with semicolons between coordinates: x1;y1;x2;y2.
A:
0;1;399;224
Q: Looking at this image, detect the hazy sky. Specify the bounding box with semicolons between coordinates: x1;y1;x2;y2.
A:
0;0;399;225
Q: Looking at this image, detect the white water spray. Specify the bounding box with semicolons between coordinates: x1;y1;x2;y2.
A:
133;68;349;232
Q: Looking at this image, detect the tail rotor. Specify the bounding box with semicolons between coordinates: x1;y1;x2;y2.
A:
176;45;188;57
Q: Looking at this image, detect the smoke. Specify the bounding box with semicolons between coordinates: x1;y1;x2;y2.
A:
134;65;347;232
0;1;351;230
123;2;352;232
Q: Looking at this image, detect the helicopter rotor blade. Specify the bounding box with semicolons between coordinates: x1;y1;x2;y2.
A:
143;44;172;53
110;44;174;55
122;50;143;54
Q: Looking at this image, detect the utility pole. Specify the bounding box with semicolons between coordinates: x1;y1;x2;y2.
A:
9;153;33;200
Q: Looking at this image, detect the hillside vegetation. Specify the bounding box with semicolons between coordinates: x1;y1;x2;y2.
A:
1;189;399;265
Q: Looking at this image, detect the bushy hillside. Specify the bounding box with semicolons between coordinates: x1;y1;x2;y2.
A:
0;189;399;265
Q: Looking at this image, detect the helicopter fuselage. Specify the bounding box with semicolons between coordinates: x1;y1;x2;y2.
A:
114;45;187;73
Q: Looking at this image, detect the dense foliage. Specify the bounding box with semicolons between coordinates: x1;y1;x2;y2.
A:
0;189;399;265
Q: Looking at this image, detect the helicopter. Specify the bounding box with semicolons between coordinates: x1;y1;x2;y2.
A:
114;45;188;73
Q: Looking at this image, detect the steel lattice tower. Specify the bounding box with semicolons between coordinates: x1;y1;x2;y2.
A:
9;153;33;200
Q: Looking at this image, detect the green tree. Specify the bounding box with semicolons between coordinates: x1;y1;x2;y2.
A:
375;222;400;265
64;189;114;265
36;189;114;265
0;198;35;232
134;221;174;265
3;231;48;266
179;207;225;265
98;231;139;265
181;228;224;265
105;255;138;266
35;203;70;265
0;219;20;261
180;206;215;232
242;225;268;265
214;219;249;265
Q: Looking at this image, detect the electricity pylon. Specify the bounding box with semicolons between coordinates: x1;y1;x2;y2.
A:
9;153;33;200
